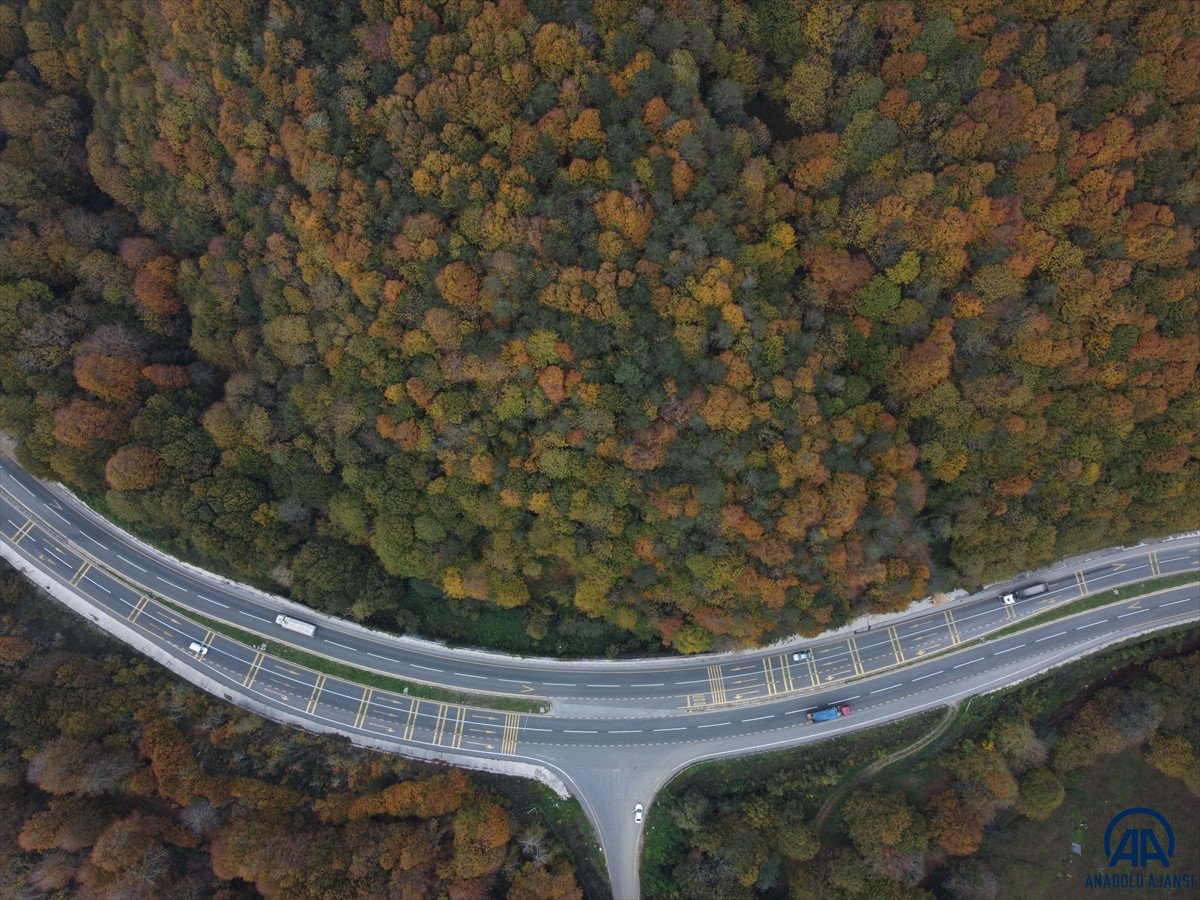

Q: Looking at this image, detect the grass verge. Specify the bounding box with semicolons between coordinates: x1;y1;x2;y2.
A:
156;595;546;714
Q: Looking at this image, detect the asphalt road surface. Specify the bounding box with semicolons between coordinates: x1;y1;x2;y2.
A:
2;455;1197;898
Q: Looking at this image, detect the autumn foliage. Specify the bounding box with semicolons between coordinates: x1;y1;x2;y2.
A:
0;0;1195;654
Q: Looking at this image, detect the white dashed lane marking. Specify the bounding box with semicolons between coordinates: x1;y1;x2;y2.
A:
115;553;147;572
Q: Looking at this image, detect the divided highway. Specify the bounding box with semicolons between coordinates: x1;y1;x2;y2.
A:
2;455;1197;899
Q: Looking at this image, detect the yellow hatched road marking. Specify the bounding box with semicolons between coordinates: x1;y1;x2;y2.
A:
806;654;819;686
305;674;326;714
69;560;91;586
127;595;151;623
1149;551;1161;576
9;519;35;544
353;688;374;730
1075;570;1088;598
431;704;449;745
888;626;906;663
450;706;467;749
243;651;266;687
778;654;795;693
1005;599;1017;619
944;609;962;644
707;665;727;705
501;713;521;755
761;657;779;697
847;637;865;676
403;700;420;741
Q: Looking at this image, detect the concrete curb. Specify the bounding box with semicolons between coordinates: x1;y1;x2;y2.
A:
1;542;570;799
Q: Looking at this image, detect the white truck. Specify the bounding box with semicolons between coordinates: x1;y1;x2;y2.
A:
1001;583;1049;605
275;614;316;636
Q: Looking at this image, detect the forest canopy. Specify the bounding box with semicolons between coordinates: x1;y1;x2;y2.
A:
1;0;1196;653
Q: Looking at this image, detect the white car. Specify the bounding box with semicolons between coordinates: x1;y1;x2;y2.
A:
187;641;208;656
792;649;810;661
634;803;644;824
1001;593;1016;605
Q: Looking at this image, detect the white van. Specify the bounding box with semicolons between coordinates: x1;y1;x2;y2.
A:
188;641;208;656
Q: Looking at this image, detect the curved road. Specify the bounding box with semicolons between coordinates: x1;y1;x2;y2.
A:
2;456;1197;898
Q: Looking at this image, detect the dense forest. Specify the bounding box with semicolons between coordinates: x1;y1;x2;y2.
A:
644;631;1200;898
1;0;1196;654
0;560;585;897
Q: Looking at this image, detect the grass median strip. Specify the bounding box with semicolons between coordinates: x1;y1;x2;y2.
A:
156;596;546;714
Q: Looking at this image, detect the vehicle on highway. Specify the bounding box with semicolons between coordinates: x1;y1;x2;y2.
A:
791;649;811;661
633;804;644;824
807;703;851;723
1003;582;1049;605
187;641;208;656
275;614;316;636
